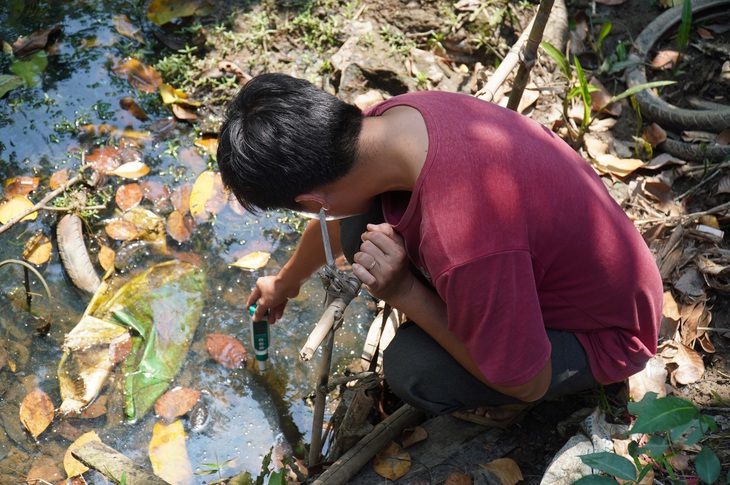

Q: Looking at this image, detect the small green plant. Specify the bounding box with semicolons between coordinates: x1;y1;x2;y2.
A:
540;41;675;147
195;452;234;481
575;393;722;484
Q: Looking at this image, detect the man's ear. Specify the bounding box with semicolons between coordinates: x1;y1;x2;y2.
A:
294;192;329;210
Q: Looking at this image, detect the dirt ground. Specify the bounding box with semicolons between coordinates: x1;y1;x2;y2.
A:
182;0;730;481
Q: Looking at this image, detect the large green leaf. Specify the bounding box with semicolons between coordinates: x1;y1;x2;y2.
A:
94;260;205;422
629;396;698;434
579;452;636;481
0;74;23;98
9;51;48;88
695;447;721;484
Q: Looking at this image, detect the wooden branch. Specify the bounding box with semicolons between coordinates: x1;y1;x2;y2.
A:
313;404;426;485
506;0;556;111
0;173;83;235
71;440;170;485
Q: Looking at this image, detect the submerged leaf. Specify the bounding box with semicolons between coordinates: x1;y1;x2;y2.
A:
113;15;145;44
155;387;201;420
64;430;102;477
480;458;523;485
206;334;247;369
49;169;70;189
0;74;24;98
120;97;149;121
111;58;162;93
23;233;52;265
105;219;139;241
190;171;226;221
149;420;194;484
0;196;37;224
167;210;193;243
12;26;62;58
19;388;54;440
147;0;211;25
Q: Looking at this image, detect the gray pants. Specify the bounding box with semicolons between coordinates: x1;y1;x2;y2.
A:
341;201;599;415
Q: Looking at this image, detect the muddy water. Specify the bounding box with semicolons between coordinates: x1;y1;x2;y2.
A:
0;1;373;482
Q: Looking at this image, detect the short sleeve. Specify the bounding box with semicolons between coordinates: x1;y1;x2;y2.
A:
435;250;551;387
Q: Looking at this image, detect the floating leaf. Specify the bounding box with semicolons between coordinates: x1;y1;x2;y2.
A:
19;388;54;440
86;146;122;175
0;196;36;224
49;168;70;190
105;219;139;241
167;210;193;243
108;161;150;179
0;74;23;98
171;103;199;120
10;50;48;88
155;387;201;420
116;183;143;212
480;458;523;485
229;251;271;270
120;97;149;121
4;176;39;197
373;442;411;480
190;171;226;221
112;14;145;44
194;137;218;156
159;83;200;106
64;430;102;477
149;420;194;484
12;26;62;58
23;233;52;265
147;0;211;25
206;333;247;369
111;58;162;93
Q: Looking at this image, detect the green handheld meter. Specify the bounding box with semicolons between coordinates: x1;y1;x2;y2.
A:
249;305;270;371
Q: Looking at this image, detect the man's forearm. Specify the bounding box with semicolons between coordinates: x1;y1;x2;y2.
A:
278;218;343;287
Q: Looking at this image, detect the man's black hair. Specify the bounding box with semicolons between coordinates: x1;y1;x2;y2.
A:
217;73;363;212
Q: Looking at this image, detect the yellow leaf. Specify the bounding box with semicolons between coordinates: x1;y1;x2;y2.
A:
23;233;52;265
19;388;54;440
149;420;193;485
190;170;218;222
98;245;116;271
480;458;523;485
159;83;200;106
373;442;411;480
229;251;271;270
591;154;645;177
108;161;150;179
194;137;218;156
147;0;211;25
112;14;145;43
0;196;36;224
64;430;101;477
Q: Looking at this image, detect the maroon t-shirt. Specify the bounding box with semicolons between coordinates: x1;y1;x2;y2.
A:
364;91;663;387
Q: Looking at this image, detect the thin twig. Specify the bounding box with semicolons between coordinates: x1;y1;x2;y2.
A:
632;200;730;226
0;173;83;235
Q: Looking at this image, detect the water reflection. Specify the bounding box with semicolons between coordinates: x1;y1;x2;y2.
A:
0;0;374;481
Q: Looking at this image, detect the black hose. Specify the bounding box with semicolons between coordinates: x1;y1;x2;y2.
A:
625;0;730;161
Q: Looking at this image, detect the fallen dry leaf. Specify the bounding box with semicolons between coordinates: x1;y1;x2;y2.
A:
167;210;193;243
155;387;202;420
4;176;39;197
86;145;122;175
206;333;247;369
112;14;145;44
589;77;621;117
27;455;64;484
445;471;473;485
98;245;116;271
80;395;108;419
159;83;200;106
115;183;143;212
149;420;194;484
373;442;411;480
49;168;70;190
642;123;667;147
652;50;679;70
172;183;192;213
108;161;150;179
0;196;37;224
717;129;730;146
13;26;62;58
591;154;645;177
109;332;132;364
111;58;162;93
64;431;102;477
229;250;271;270
120;96;149;121
194;136;218;156
19;388;54;440
190;171;226;221
139;180;170;204
147;0;211;25
628;355;668;401
658;340;705;386
171;103;199;120
22;233;52;265
401;426;428;448
105;219;139;241
480;458;523;485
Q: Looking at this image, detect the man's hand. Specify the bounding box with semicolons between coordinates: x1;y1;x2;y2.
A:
246;275;299;324
352;223;415;304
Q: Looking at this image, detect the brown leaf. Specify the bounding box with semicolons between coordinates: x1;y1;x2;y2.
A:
139;180;171;204
644;153;685;170
19;388;54;439
373;442;411;480
80;395;108;419
167;210;193;243
111;58;163;93
98;245;116;272
86;145;122;175
27;455;64;484
105;219;139;241
22;233;52;265
172;183;192;213
178;147;206;174
120;97;149;121
154;387;202;420
50;168;70;190
591;154;645;177
444;471;473;485
112;14;145;44
652;50;679;70
658;341;705;386
171;103;199;120
115;183;143;212
4;176;39;197
109;332;132;364
13;26;62;58
642;123;667;147
628;356;668;401
480;458;523;485
206;334;247;369
697;27;714;40
718;129;730;146
589;77;621;117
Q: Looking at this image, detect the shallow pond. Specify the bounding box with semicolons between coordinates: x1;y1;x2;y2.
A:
0;1;374;482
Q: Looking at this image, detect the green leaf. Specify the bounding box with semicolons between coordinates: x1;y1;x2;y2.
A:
540;41;571;79
607;80;676;106
112;308;147;337
596;21;612;52
267;470;286;485
627;391;659;415
677;0;692;50
9;50;48;88
630;396;698;434
573;474;621;484
695;447;721;484
573;56;592;127
638;435;669;457
0;74;23;98
579;452;637;480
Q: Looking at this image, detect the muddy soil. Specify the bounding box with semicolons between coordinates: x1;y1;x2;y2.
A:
182;0;730;481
